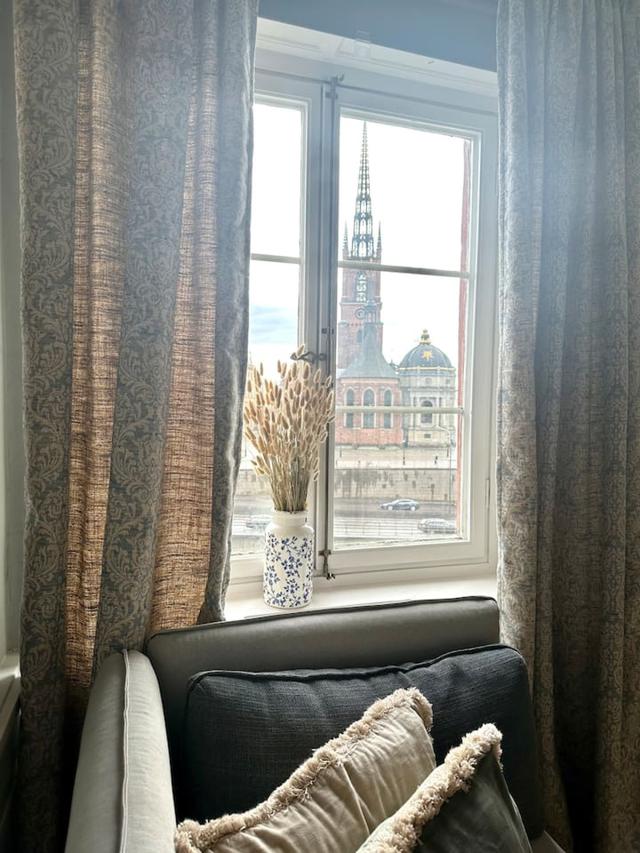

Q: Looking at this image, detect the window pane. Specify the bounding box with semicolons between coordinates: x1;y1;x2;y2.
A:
232;261;300;556
251;102;303;258
334;415;463;549
334;269;465;550
338;115;470;272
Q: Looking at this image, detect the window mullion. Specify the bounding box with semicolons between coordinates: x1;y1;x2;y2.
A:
250;252;300;264
313;77;341;577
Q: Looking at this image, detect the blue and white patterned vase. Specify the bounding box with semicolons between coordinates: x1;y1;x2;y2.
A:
263;510;314;609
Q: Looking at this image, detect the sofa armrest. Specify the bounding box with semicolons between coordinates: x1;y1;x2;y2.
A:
65;650;176;853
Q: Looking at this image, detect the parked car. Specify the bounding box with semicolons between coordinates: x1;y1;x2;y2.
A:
379;498;420;511
418;517;457;534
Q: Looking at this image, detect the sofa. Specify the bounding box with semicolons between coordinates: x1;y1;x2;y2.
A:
64;596;565;852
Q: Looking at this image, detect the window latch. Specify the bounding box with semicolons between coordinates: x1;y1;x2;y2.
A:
319;548;334;580
291;349;327;365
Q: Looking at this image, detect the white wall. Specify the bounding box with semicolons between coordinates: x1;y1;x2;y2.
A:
259;0;497;71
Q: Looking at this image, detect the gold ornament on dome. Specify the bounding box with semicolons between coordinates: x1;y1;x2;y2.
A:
420;329;433;361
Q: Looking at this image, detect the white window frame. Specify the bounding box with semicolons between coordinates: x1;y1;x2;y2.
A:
231;20;498;587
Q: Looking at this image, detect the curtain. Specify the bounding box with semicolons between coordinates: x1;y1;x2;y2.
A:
497;1;640;851
13;0;257;849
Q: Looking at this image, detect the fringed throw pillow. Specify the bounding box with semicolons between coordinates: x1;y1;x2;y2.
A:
175;688;435;853
358;723;532;852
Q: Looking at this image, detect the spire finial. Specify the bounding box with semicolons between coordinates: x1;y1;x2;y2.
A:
351;121;375;260
420;329;431;345
358;122;370;198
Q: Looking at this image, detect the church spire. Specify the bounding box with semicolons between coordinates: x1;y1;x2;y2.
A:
376;223;382;260
351;122;375;260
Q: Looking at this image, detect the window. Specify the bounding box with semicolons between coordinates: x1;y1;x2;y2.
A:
232;21;498;581
355;272;368;303
363;389;375;429
345;389;355;428
231;98;304;557
420;399;433;425
383;390;393;429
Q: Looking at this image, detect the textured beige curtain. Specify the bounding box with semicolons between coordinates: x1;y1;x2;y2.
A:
13;0;257;849
497;2;640;851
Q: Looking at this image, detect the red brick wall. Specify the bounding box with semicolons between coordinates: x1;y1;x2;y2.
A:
335;379;403;446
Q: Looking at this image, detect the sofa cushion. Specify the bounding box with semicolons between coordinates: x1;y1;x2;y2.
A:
181;644;543;838
358;724;531;852
176;689;436;853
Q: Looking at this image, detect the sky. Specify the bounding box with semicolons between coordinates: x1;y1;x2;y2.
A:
248;102;468;376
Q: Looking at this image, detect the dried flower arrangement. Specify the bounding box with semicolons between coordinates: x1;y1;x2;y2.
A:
243;347;335;513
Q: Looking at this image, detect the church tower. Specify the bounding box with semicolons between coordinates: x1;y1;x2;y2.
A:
337;123;383;370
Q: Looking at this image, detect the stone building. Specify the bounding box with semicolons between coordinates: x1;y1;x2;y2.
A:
398;329;457;448
335;123;457;452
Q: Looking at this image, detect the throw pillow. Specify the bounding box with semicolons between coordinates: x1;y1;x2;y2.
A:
359;723;532;852
180;645;542;838
175;688;436;853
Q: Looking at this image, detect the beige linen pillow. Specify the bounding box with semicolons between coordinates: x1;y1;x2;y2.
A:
358;723;531;853
175;687;435;853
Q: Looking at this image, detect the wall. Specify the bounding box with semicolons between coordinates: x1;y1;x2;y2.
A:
238;464;456;503
259;0;497;71
0;0;24;656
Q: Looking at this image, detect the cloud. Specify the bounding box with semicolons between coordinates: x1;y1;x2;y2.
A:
250;304;297;345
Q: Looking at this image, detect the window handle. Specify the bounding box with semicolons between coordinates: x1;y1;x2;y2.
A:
291;349;327;365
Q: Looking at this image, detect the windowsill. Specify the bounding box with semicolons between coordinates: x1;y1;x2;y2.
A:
224;570;497;621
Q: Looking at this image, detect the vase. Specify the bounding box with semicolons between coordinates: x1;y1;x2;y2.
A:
263;510;314;609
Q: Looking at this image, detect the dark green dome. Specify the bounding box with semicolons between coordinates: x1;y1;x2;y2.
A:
398;330;452;371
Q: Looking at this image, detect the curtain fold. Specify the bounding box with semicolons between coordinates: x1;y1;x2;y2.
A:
13;0;257;849
497;2;640;851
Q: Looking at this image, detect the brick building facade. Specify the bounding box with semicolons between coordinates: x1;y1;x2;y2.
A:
335;123;457;451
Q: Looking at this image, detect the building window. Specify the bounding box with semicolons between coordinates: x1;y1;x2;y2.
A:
232;19;499;582
363;389;375;429
383;389;393;428
420;399;433;424
345;388;355;428
356;272;368;303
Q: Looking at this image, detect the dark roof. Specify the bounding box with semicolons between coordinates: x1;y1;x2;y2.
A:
398;330;452;371
342;323;397;379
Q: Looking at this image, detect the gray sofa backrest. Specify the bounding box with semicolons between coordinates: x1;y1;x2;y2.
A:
145;596;500;768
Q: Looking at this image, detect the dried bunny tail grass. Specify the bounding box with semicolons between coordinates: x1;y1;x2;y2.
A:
242;351;335;512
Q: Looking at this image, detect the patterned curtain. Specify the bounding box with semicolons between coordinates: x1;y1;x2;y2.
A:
497;2;640;851
13;0;257;849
